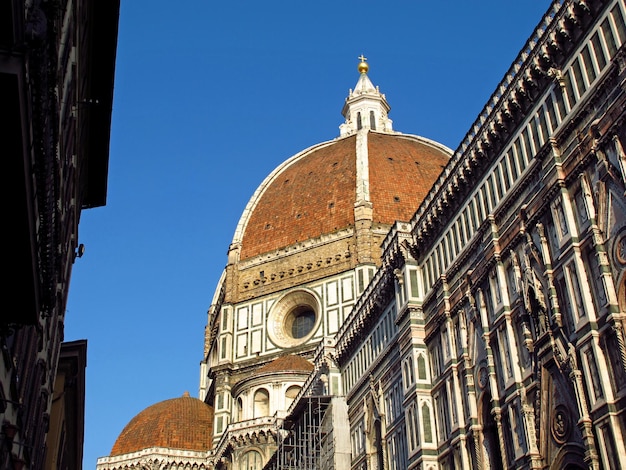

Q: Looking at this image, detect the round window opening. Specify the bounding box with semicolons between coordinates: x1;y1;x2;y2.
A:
268;290;321;348
288;306;316;339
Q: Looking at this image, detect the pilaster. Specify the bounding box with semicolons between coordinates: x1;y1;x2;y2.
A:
354;130;374;264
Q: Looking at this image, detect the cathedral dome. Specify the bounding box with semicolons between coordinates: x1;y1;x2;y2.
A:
110;393;213;456
232;61;451;262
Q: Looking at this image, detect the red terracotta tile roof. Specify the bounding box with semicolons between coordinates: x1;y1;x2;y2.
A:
257;354;314;374
240;136;357;260
368;133;449;223
239;132;449;260
110;394;213;456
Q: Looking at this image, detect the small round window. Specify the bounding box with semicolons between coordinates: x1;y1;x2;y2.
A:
268;290;321;348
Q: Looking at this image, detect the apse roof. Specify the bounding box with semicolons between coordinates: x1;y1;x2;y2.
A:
257;354;314;374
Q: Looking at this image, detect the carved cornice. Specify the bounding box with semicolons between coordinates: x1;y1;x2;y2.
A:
213;417;278;462
238;228;354;269
335;262;396;362
27;2;62;318
381;221;416;266
239;247;353;293
95;447;210;470
411;0;603;250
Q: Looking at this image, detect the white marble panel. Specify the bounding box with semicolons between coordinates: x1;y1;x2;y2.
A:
251;329;262;353
327;281;339;306
251;302;263;326
342;276;354;302
327;308;339;334
236;333;247;358
237;306;248;330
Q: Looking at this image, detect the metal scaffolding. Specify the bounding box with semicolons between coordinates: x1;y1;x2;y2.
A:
264;396;332;470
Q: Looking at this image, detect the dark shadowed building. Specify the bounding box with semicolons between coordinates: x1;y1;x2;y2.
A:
1;1;119;468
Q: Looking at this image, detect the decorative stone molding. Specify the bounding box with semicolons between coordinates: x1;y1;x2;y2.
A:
213;416;278;462
266;290;321;349
96;447;211;470
238;228;354;269
410;0;596;251
335;261;396;362
551;404;572;445
240;247;353;291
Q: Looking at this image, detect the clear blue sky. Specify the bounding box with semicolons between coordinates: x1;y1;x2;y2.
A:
65;2;551;467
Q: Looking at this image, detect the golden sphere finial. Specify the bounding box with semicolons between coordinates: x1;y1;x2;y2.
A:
357;54;368;74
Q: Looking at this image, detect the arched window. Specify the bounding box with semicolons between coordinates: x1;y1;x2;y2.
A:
422;402;433;443
357;112;362;130
240;450;262;470
370;110;376;130
417;354;427;380
253;388;269;417
285;385;301;410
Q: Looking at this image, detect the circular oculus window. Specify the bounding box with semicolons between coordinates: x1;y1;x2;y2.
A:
268;290;321;348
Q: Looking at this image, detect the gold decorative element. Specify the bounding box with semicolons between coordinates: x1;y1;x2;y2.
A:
358;54;369;74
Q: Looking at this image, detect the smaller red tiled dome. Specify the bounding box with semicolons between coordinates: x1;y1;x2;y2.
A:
257;354;314;374
110;393;213;456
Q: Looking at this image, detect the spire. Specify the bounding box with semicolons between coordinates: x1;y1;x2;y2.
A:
339;55;393;137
